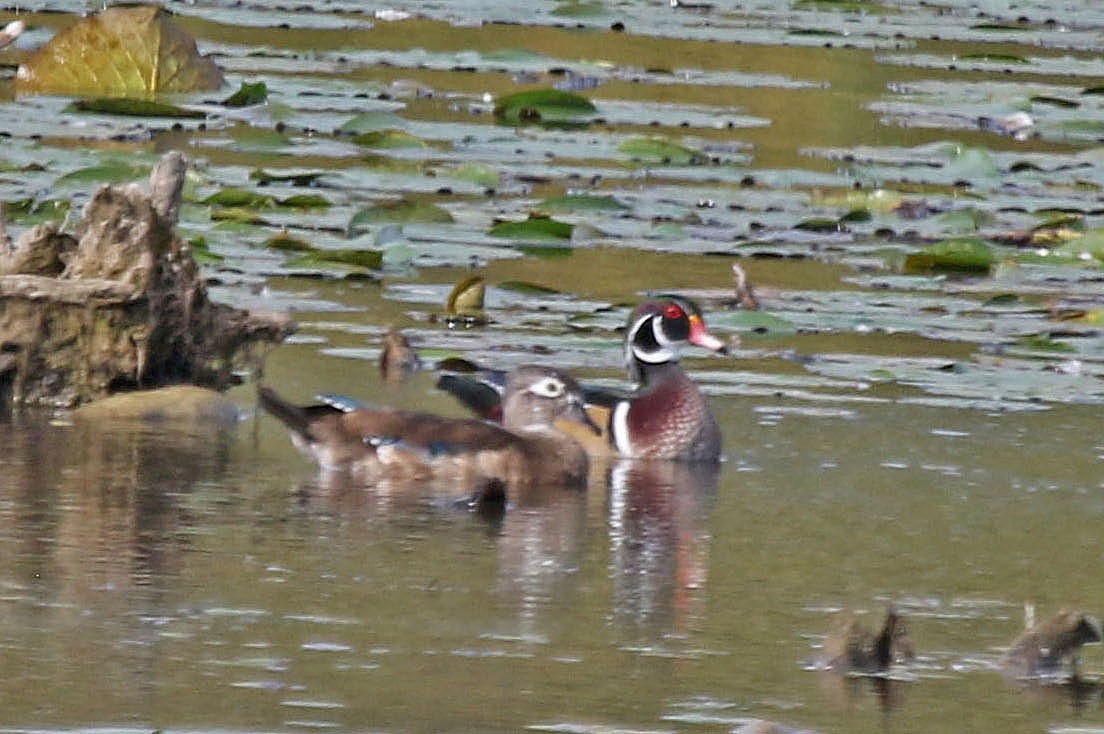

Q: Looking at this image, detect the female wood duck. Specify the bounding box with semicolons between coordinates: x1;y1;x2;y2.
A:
437;295;729;462
258;365;599;491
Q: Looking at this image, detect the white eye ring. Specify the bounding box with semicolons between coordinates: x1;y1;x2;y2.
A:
528;377;565;398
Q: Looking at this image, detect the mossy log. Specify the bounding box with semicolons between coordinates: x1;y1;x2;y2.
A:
0;152;294;408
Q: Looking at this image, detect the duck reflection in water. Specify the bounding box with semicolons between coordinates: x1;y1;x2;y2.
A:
606;459;719;645
485;481;591;641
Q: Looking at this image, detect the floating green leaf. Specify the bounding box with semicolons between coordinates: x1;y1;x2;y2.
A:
958;53;1029;63
537;194;629;213
904;237;994;273
202;187;277;209
516;245;575;259
250;169;327;187
795;218;842;232
944;145;999;182
280;194;331;210
441;163;500;187
840;208;872;223
1030;95;1078;109
493;88;597;126
338;111;409;135
3;198;70;225
710;309;798;335
1053;227;1104;262
55;161;151;185
1016;335;1075;353
264;232;314;252
187;237;225;264
209;208;271;225
15;5;224;97
67;97;205;118
222;81;268;107
489;215;574;240
348;198;453;234
619;136;707;165
284;248;383;270
352;129;429;148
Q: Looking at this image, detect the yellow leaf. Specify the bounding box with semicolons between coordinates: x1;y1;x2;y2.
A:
15;5;224;98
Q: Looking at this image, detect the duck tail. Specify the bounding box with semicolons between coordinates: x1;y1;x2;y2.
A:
257;384;312;437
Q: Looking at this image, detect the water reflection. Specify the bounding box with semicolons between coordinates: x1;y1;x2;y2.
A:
816;671;911;715
0;415;237;721
489;485;589;643
607;459;719;645
2;415;235;594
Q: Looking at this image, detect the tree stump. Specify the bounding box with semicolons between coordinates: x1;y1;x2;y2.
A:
0;152;294;408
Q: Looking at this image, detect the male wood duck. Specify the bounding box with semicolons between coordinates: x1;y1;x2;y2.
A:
258;365;599;491
437;295;729;462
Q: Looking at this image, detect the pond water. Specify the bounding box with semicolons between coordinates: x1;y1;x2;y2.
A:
2;2;1104;733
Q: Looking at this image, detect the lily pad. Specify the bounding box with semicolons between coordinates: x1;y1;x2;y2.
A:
3;198;70;225
15;6;224;97
67;97;205;118
202;188;278;209
493;88;597;126
284;248;383;270
222;81;268;107
264;232;314;252
537;193;629;212
338;111;409;134
618;136;707;165
348;198;454;234
187;237;225;265
279;194;332;210
440;163;500;187
352;129;429;149
489;216;574;240
904;238;995;274
55;161;151;186
250;169;328;187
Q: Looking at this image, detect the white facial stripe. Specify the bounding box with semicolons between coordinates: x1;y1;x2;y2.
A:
652;317;673;347
612;400;633;456
527;376;565;398
625;313;651;365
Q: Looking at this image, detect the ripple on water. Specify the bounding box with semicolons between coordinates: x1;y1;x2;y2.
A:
527;724;677;733
280;699;346;710
300;641;354;652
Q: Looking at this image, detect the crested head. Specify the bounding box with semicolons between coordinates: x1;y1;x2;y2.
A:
625;295;727;379
502;365;598;435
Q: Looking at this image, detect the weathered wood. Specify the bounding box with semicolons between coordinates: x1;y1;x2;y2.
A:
0;152;294;408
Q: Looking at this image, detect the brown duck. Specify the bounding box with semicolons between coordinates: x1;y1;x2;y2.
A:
1000;608;1101;680
259;365;599;492
821;605;914;674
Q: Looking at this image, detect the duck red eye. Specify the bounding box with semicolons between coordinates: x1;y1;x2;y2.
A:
663;303;684;320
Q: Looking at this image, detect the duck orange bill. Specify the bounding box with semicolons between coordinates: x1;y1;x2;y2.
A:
688;314;728;355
